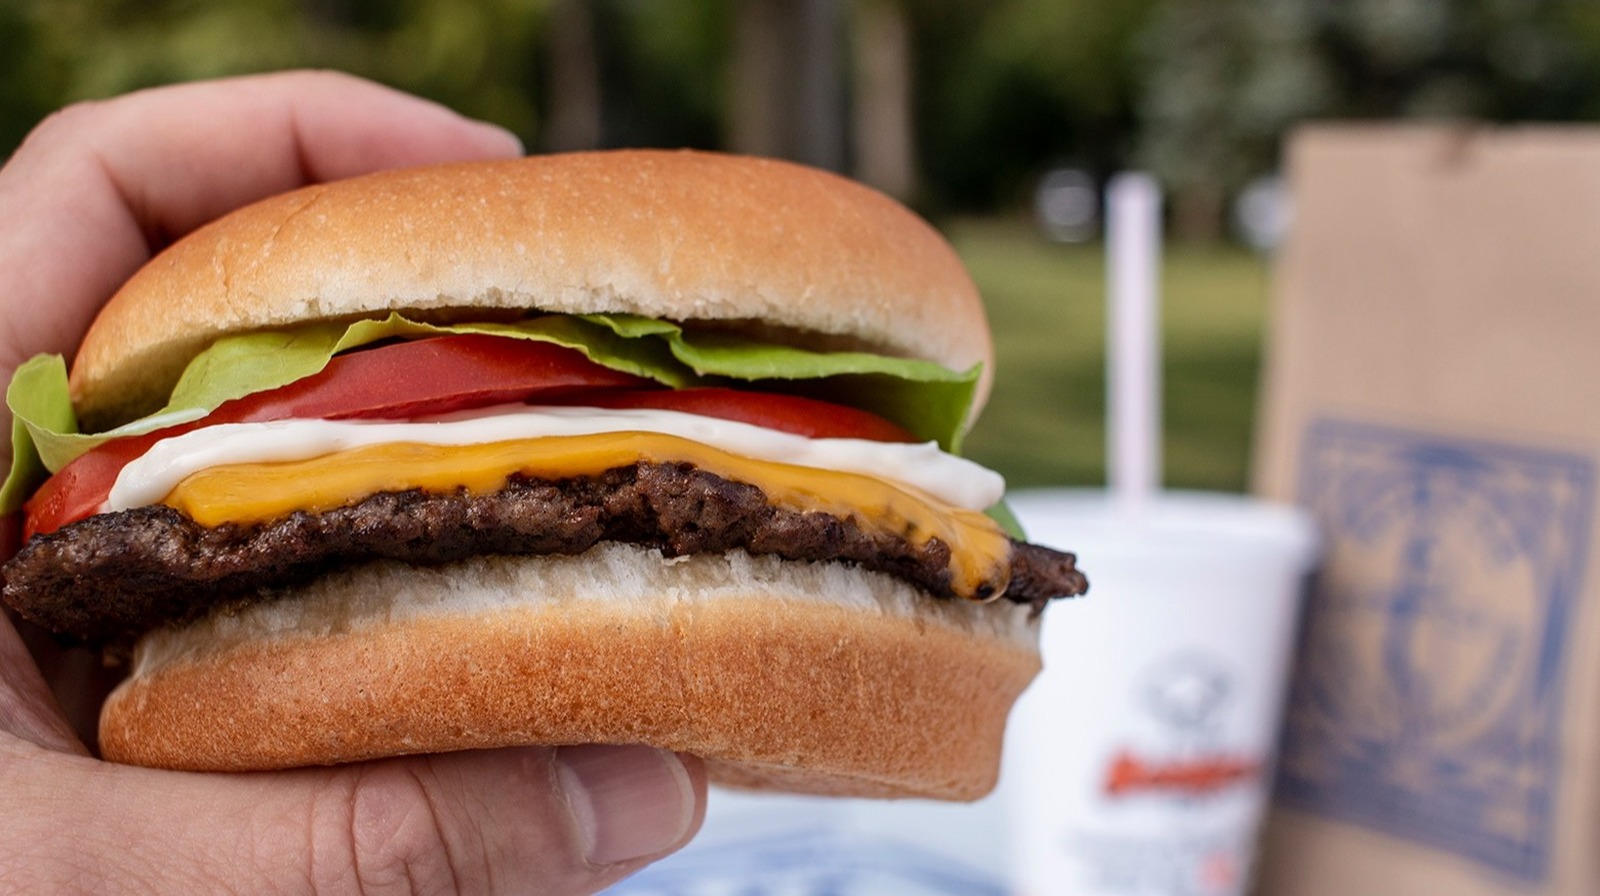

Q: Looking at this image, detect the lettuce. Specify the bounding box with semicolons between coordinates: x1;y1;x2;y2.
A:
985;498;1026;541
3;313;981;514
2;355;77;515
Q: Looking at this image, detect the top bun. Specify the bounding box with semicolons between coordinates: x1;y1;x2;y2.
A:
71;149;992;428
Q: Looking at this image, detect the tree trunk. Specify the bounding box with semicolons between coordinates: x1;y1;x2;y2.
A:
729;0;844;171
1171;184;1225;243
545;0;602;152
851;0;915;200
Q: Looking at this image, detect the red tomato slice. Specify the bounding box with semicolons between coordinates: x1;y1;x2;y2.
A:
565;388;918;443
25;335;648;539
211;333;651;423
23;335;916;539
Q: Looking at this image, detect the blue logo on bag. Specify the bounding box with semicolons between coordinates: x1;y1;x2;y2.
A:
1277;419;1594;881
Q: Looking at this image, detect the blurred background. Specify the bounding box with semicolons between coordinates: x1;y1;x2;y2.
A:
5;0;1600;490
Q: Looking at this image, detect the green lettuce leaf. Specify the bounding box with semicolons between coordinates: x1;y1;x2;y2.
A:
985;498;1026;540
2;313;981;515
2;355;77;515
578;314;980;453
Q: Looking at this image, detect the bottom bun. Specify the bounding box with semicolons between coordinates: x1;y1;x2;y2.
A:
100;543;1042;800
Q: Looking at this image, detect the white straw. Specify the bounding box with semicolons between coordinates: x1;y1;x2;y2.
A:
1105;172;1162;518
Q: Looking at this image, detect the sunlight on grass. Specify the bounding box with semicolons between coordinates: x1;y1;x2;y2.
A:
945;218;1271;492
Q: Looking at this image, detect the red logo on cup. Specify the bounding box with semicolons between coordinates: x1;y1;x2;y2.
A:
1099;651;1265;798
1101;749;1261;797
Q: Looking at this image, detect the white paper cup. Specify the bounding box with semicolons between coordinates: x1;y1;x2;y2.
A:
1003;489;1319;896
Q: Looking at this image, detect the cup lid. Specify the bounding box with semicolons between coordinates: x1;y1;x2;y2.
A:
1007;487;1321;571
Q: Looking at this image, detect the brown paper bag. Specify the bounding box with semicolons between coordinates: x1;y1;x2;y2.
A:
1253;125;1600;895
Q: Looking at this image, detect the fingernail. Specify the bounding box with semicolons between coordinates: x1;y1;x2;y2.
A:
471;120;524;156
555;745;696;866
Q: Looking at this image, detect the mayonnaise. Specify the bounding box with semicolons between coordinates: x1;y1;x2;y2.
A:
108;404;1007;513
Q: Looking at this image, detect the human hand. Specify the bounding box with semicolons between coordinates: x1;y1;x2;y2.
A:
0;70;705;895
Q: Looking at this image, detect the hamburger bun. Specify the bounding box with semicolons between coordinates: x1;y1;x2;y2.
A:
102;545;1041;800
72;149;993;431
0;150;1085;802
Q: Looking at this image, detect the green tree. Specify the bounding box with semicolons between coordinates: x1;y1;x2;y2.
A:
0;0;551;157
904;0;1159;211
1135;0;1600;239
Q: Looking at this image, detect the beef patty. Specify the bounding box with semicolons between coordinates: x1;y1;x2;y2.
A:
2;462;1088;644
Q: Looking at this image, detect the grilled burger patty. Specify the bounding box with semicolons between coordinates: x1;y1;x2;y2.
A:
3;462;1087;644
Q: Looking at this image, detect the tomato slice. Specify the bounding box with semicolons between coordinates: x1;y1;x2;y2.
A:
23;335;917;539
23;437;152;543
207;333;651;423
25;335;648;539
567;388;918;443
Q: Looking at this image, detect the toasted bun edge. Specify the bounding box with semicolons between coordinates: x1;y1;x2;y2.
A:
100;545;1041;801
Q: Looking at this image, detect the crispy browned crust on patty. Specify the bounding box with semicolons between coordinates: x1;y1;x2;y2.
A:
2;463;1087;644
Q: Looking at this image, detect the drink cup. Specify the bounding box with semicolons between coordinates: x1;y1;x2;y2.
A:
1003;488;1319;896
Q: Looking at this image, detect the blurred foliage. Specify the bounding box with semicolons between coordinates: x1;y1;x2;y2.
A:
3;0;1600;224
592;0;728;150
1135;0;1600;216
953;219;1268;489
0;0;550;152
907;0;1157;211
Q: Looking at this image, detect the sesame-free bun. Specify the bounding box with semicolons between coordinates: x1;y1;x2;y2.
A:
71;150;992;429
100;545;1041;800
76;151;1030;801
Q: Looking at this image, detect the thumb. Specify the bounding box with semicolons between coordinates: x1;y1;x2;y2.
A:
4;741;705;895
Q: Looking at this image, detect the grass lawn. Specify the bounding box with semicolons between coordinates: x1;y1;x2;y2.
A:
944;218;1272;493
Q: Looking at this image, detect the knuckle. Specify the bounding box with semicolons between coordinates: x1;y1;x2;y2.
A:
18;98;111;151
325;762;477;896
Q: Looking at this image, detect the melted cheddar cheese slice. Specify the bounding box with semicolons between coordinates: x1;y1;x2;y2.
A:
160;431;1015;601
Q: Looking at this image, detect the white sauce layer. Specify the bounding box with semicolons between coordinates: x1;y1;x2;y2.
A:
108;405;1007;513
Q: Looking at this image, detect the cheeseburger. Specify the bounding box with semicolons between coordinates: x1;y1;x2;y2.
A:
0;149;1086;800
